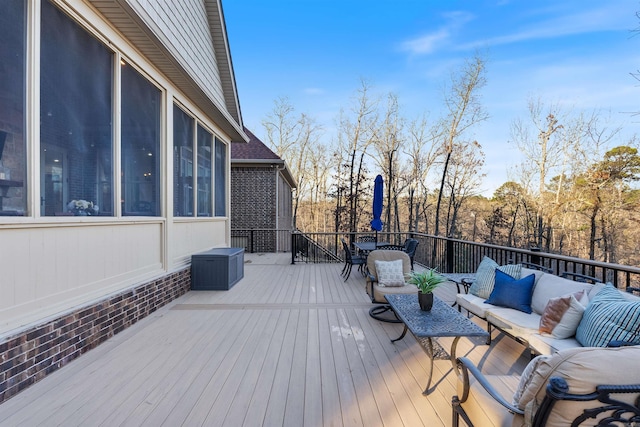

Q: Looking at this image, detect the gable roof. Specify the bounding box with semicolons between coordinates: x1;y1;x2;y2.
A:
231;128;297;189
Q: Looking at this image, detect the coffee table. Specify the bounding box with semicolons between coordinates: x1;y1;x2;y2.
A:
385;294;489;395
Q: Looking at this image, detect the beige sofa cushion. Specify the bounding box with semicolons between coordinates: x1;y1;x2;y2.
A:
526;333;580;355
519;346;640;426
456;293;496;319
520;267;545;285
486;308;541;341
530;274;594;315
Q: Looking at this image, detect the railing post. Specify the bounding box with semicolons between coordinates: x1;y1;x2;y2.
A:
530;246;541;266
446;238;454;273
291;231;296;264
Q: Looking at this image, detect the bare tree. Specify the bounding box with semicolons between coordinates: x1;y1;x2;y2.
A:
434;53;489;237
262;97;323;229
405;115;441;233
336;80;379;234
510;98;567;248
370;93;406;233
444;140;485;238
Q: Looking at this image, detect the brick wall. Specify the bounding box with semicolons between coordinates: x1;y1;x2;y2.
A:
0;267;191;403
231;166;276;230
231;166;278;251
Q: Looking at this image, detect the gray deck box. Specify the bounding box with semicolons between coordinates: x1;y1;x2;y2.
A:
191;247;245;290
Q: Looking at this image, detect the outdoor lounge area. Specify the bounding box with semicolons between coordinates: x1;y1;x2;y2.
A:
0;253;531;426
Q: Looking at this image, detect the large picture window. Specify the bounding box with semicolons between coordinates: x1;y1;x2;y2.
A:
197;125;212;217
214;137;226;217
173;105;194;217
121;62;161;216
0;1;27;216
40;0;114;217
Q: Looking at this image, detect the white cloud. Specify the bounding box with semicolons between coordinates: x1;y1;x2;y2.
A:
400;29;450;55
400;11;475;55
459;4;634;51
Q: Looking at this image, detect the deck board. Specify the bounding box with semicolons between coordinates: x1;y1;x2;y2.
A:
0;254;530;426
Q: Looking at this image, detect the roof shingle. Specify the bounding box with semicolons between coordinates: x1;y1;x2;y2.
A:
231;128;281;160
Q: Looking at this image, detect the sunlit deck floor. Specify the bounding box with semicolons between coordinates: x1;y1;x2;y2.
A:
0;253;530;426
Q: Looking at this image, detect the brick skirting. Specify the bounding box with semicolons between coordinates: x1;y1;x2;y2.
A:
0;267;191;403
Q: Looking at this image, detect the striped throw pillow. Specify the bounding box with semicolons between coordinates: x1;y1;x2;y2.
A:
576;284;640;347
469;256;522;299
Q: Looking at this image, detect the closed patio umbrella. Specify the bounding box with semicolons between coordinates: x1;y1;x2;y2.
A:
371;174;383;242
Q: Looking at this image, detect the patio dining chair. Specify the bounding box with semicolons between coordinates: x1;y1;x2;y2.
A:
403;238;419;270
375;244;404;251
341;239;366;281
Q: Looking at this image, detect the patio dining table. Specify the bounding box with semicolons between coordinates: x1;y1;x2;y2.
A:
352;241;390;253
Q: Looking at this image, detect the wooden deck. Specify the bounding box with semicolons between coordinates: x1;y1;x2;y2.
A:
0;253;529;426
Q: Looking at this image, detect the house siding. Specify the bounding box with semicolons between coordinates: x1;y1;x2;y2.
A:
127;0;226;114
0;0;239;402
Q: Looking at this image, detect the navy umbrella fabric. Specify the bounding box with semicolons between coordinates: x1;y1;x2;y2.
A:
370;175;384;241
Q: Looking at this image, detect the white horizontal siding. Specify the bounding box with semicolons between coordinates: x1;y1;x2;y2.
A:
128;0;227;112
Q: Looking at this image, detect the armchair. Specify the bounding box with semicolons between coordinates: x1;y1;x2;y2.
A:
365;250;418;322
452;345;640;427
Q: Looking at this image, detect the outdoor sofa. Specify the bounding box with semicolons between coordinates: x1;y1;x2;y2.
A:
455;256;640;355
452;345;640;426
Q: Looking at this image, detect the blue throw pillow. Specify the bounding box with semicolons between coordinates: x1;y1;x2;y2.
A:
484;270;536;314
469;256;522;299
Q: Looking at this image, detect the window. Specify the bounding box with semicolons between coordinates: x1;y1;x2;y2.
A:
173;105;194;216
40;0;113;216
197;125;212;217
172;104;218;218
0;0;27;216
214;137;226;216
121;62;161;216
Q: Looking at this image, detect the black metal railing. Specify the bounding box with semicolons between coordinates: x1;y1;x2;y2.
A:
408;234;640;290
233;228;640;290
230;228;292;253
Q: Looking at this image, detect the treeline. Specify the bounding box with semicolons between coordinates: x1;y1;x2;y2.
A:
260;54;640;267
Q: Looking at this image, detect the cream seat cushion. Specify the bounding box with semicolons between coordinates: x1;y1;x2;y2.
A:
518;345;640;426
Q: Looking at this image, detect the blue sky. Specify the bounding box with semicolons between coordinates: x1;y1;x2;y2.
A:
223;1;640;196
